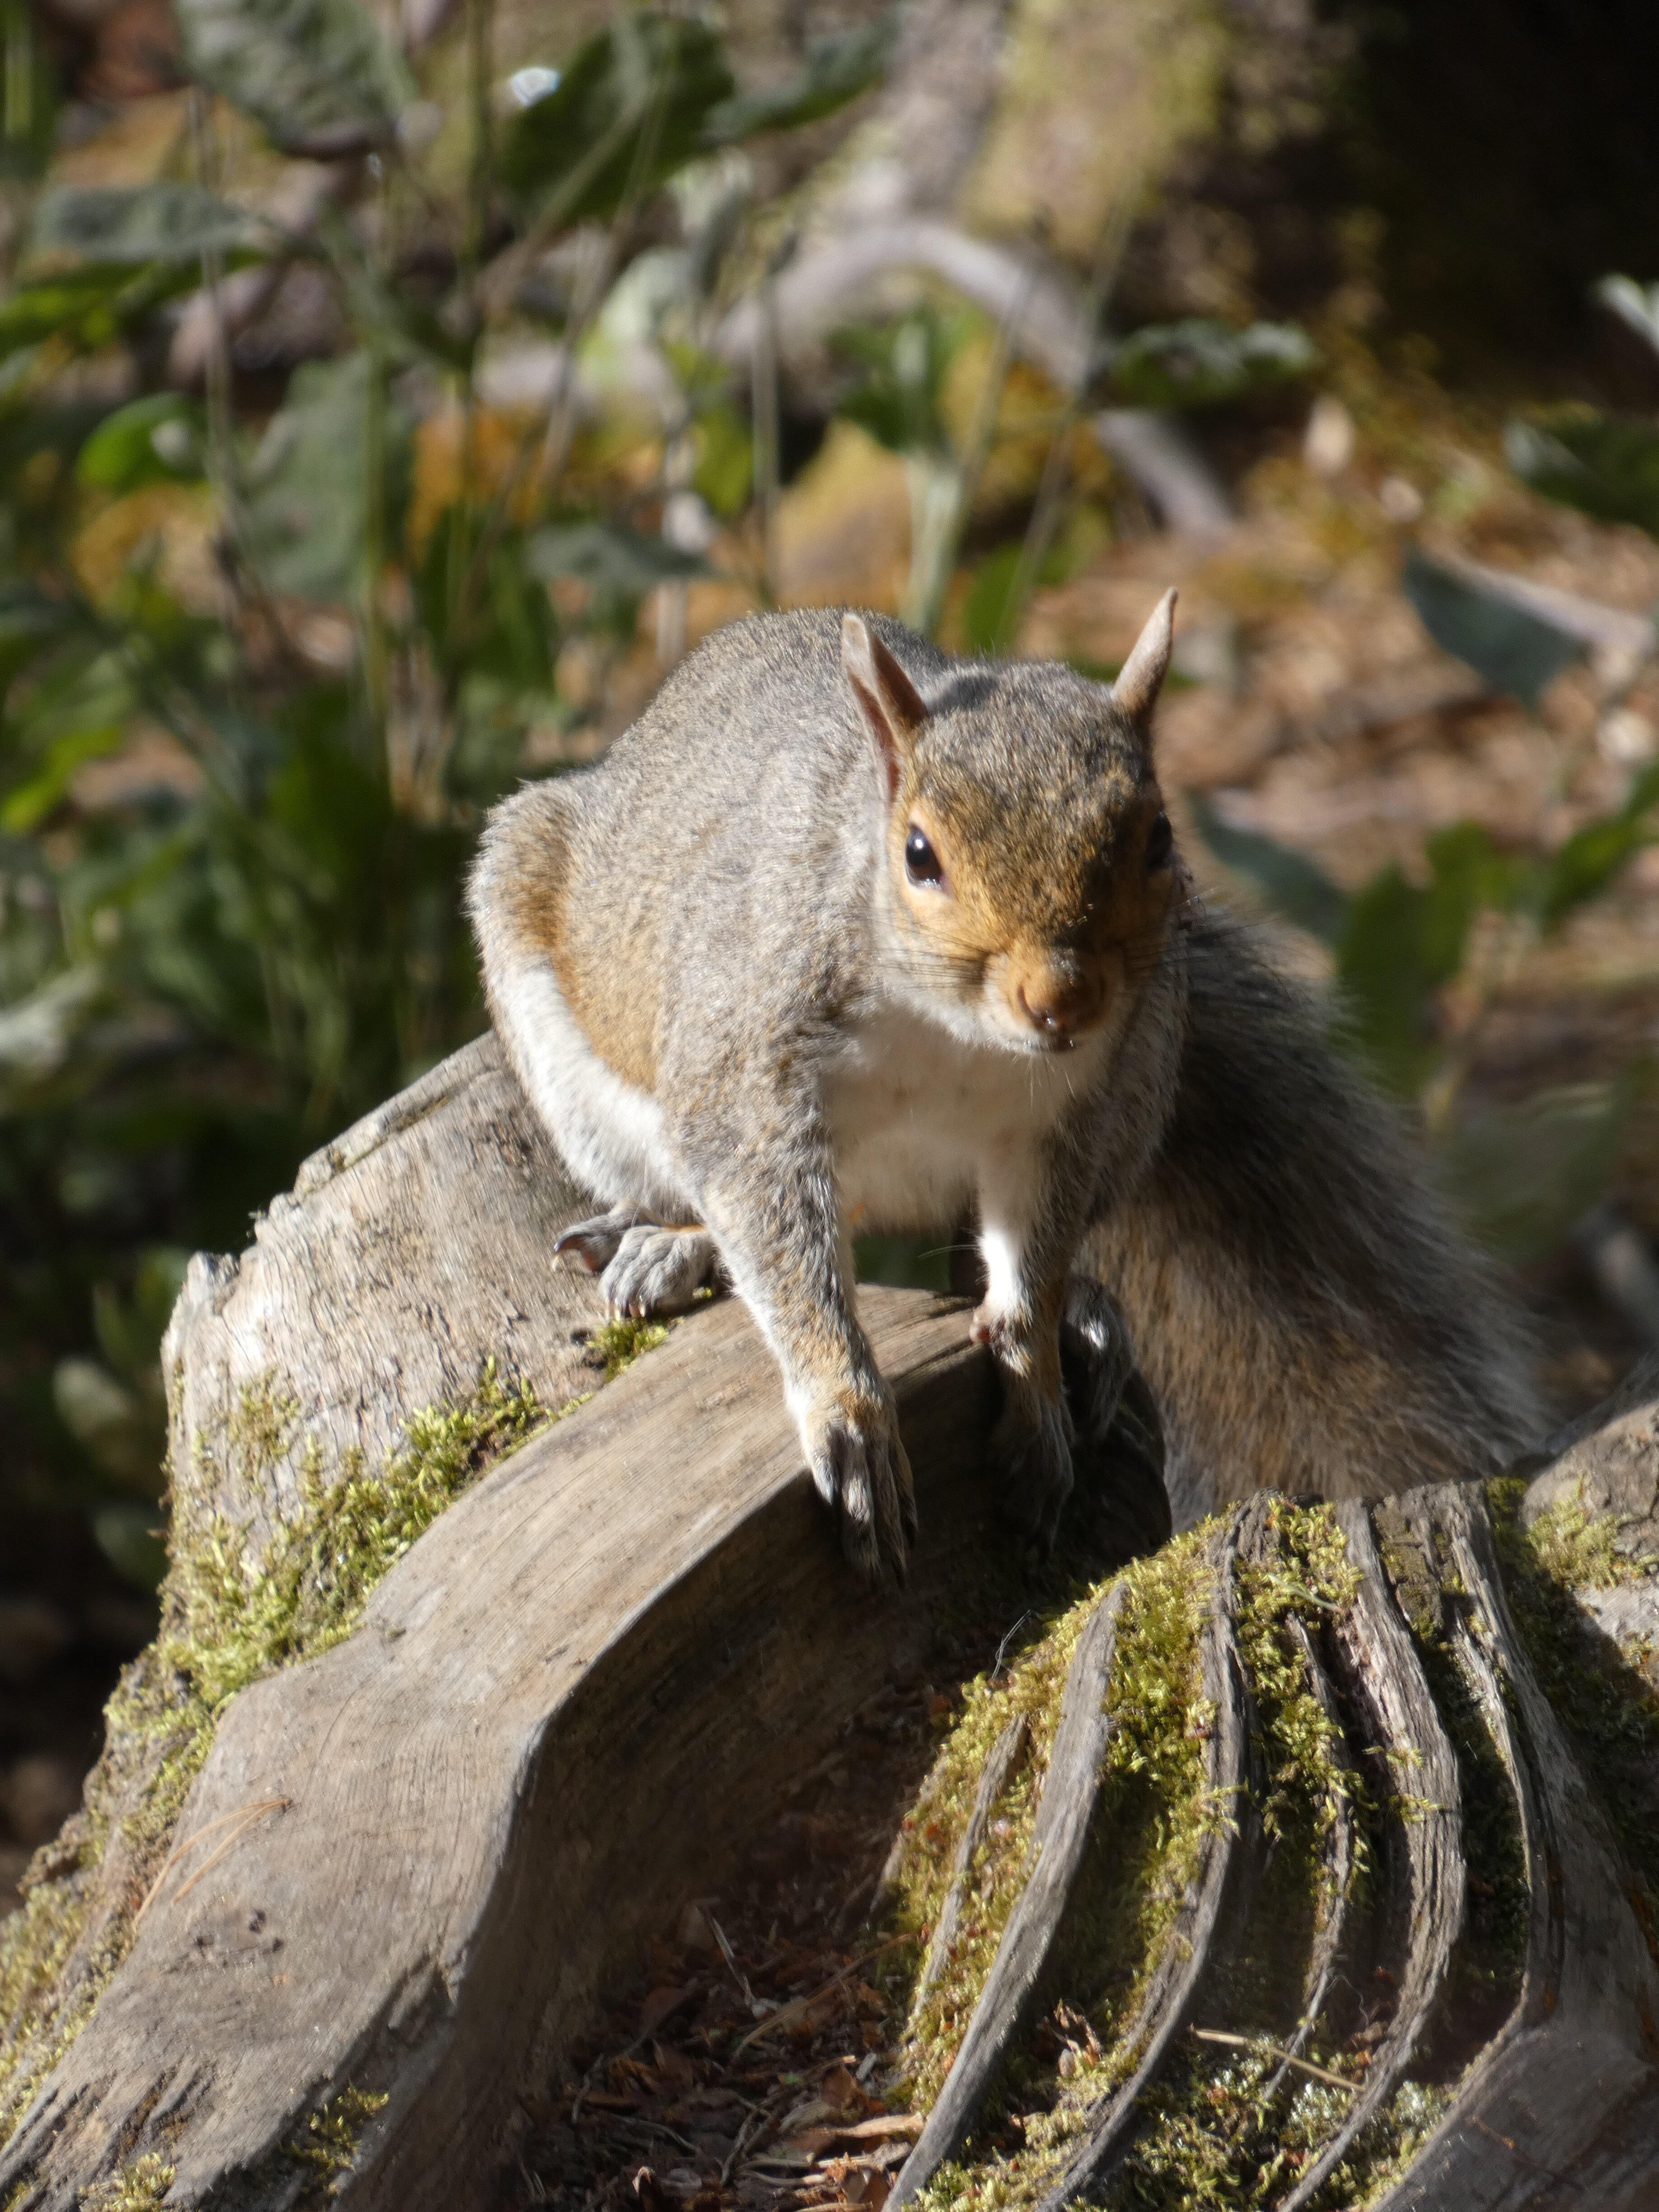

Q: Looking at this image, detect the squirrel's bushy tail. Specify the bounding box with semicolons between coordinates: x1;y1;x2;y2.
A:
1086;907;1544;1529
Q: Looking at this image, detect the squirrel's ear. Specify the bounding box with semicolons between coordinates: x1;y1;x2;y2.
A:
1113;588;1177;734
842;612;928;803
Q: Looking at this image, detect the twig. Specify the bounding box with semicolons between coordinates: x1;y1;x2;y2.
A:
135;1797;290;1922
709;1912;758;2012
991;1611;1034;1680
733;1935;908;2055
1189;2028;1356;2094
721;2102;767;2185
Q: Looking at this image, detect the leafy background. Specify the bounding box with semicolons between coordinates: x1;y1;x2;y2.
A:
4;0;1659;1900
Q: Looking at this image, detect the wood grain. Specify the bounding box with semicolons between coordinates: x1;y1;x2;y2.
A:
3;1286;1018;2211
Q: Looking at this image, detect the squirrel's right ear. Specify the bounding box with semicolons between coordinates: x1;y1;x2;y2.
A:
842;612;928;804
1112;588;1177;737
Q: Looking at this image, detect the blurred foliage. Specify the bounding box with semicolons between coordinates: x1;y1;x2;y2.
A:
1102;318;1316;411
0;0;902;1585
1401;552;1583;711
1193;777;1659;1261
1508;273;1659;548
1196;279;1659;1262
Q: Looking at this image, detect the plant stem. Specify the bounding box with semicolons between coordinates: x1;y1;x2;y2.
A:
994;205;1134;653
751;234;794;609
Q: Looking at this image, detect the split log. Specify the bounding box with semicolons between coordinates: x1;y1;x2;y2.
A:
4;1031;1659;2208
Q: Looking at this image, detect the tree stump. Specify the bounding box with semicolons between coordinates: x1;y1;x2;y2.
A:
881;1440;1659;2211
1;1035;1657;2209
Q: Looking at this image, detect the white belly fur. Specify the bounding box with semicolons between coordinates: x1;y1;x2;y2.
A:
492;953;689;1215
823;1004;1089;1239
500;963;1086;1273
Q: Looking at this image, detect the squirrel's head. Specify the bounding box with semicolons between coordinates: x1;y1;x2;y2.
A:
842;595;1183;1055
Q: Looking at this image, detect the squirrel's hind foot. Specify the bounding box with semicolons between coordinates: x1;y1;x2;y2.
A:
557;1209;721;1319
991;1394;1075;1562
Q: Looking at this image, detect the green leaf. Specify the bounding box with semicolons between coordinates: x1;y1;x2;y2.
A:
1334;865;1436;1094
1332;824;1521;1093
1418;820;1520;966
77;395;206;494
1505;409;1659;545
0;722;126;831
1402;550;1583;709
833;308;968;461
32;183;263;266
1539;811;1651;929
0;264;201;363
961;544;1023;656
705;18;892;141
0;0;60;183
1446;1077;1636;1263
692;402;752;518
1186;793;1348;947
243;355;408;604
501;14;736;223
176;0;413;159
1105;319;1317;410
528;520;708;595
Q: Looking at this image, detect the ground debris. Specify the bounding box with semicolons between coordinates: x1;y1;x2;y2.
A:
504;1646;1003;2212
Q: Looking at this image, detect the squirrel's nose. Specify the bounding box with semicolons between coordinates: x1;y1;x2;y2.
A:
1017;972;1102;1037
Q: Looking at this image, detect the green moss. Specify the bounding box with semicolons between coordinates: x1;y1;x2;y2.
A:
0;1349;631;2160
288;2084;390;2201
1504;1475;1655;1592
76;2154;177;2210
894;1527;1226;2205
584;1314;671;1382
1104;2043;1450;2210
1488;1476;1659;1924
889;1589;1092;2105
896;1505;1463;2212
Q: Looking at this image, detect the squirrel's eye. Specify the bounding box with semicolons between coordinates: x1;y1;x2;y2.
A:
904;826;943;886
1146;811;1173;871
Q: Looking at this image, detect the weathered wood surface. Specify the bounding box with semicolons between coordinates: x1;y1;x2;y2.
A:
886;1458;1659;2212
9;1026;1659;2210
162;1031;608;1562
5;1282;1019;2209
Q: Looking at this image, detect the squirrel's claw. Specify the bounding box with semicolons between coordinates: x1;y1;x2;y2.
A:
555;1207;637;1273
805;1397;913;1592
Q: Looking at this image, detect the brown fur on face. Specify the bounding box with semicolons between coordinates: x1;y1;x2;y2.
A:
885;708;1179;1048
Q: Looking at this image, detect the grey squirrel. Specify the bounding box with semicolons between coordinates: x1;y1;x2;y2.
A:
469;597;1541;1577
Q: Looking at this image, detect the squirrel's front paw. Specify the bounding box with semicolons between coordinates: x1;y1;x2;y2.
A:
802;1389;917;1590
557;1209;719;1318
601;1224;718;1317
992;1394;1074;1560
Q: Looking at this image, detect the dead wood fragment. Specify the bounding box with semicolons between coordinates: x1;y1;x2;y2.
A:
1033;1516;1252;2212
1275;1500;1466;2211
891;1580;1126;2207
914;1714;1028;2003
1368;1488;1659;2209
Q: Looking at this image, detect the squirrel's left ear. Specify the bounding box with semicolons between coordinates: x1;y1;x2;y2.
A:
842;612;929;804
1112;588;1177;736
